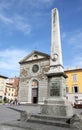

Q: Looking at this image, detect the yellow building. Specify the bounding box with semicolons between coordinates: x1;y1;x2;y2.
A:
5;77;19;100
0;76;19;103
5;83;15;100
65;68;82;105
0;75;8;101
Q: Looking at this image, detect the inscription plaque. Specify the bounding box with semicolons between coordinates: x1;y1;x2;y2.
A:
50;81;60;96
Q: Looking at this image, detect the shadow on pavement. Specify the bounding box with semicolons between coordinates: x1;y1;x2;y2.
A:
7;107;24;113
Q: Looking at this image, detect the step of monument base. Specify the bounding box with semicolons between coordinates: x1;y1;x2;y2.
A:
0;114;78;130
31;114;68;121
27;116;74;128
0;119;77;130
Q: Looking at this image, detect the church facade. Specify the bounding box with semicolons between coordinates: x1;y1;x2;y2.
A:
18;50;50;104
18;50;82;105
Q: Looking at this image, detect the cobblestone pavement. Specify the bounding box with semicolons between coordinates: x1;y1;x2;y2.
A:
0;104;40;123
0;104;82;130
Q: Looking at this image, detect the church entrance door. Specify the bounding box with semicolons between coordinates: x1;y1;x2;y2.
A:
32;79;38;104
32;88;38;103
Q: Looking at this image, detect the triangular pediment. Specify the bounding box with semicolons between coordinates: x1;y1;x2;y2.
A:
19;50;50;64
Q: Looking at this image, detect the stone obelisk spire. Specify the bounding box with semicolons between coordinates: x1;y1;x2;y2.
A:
50;8;64;73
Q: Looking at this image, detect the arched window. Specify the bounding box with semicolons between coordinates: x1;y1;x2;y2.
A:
32;79;38;87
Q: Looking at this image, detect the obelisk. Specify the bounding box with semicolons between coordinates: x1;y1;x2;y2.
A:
50;8;64;73
41;8;73;117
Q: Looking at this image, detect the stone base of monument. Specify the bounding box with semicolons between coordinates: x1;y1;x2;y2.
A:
41;72;73;117
40;98;73;117
0;113;78;130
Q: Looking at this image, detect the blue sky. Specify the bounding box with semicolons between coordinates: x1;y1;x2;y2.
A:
0;0;82;77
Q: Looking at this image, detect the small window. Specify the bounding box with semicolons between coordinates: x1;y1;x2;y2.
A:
0;86;3;90
4;93;6;96
66;86;69;93
72;74;78;82
72;86;79;93
5;88;7;93
66;96;68;99
33;54;38;59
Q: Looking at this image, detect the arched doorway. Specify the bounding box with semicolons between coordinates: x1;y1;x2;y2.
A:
32;79;38;104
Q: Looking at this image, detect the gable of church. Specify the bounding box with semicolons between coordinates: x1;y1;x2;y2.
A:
19;50;50;64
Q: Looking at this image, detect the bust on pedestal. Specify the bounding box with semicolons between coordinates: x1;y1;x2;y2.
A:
41;8;73;117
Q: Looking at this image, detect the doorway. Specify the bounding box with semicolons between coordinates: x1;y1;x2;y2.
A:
32;80;38;104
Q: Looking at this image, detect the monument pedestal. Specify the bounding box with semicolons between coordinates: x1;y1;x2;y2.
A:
41;72;73;117
41;98;73;117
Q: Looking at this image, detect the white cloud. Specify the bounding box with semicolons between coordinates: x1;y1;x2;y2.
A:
38;0;54;5
0;0;32;35
62;29;82;49
0;14;13;24
0;48;29;76
62;29;82;69
65;56;82;70
0;0;54;35
18;0;54;7
13;14;31;34
0;1;10;11
61;32;66;40
68;30;82;45
0;13;31;35
73;57;82;67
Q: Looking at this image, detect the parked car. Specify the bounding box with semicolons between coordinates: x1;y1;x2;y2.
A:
74;98;82;108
